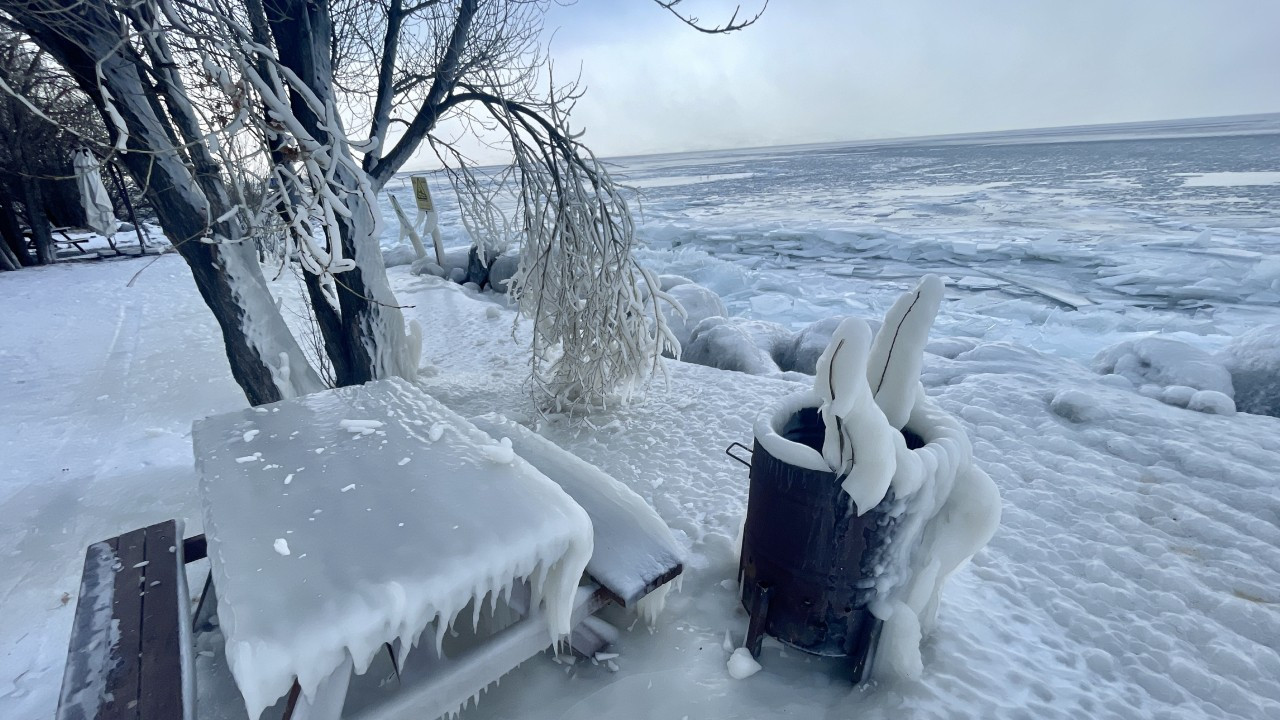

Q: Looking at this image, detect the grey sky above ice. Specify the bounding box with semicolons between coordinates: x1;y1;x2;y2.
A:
519;0;1280;159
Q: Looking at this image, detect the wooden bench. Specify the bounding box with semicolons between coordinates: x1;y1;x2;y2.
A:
56;520;204;720
25;226;101;257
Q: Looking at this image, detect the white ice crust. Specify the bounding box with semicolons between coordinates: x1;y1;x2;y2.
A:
814;317;898;515
193;378;592;720
867;274;945;430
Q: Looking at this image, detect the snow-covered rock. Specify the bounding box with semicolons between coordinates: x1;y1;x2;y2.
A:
682;317;779;375
658;274;693;291
778;316;846;374
1160;385;1197;408
1094;337;1234;397
410;258;445;277
662;283;728;351
487;254;520;293
1187;389;1236;416
1219;324;1280;417
382;244;419;268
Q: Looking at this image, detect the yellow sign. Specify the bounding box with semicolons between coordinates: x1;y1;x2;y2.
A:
411;176;434;213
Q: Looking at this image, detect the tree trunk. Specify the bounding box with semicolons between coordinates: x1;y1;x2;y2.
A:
0;187;34;266
20;176;55;265
265;0;415;386
10;0;326;406
0;230;18;270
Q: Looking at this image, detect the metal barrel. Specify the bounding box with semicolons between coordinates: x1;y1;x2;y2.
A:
738;407;912;662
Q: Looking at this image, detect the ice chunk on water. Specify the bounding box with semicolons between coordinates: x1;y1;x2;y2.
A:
273;539;290;556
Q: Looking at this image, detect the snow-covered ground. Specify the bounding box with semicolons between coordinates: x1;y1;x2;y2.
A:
4;117;1280;719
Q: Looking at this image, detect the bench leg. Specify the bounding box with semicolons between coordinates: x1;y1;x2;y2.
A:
193;571;219;633
344;585;609;720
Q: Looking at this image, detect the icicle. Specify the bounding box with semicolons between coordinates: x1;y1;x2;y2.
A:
634;580;675;627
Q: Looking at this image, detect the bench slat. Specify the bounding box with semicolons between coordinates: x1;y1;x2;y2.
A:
469;414;685;607
101;527;146;720
138;521;184;720
56;538;119;720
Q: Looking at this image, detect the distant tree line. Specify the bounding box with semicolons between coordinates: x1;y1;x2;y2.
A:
0;28;150;270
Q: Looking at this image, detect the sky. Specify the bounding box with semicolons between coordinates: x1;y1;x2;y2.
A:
503;0;1280;159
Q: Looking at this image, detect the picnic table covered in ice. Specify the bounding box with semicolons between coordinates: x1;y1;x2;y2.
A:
193;378;593;720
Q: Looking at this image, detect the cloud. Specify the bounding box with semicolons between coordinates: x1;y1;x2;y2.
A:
397;0;1280;169
541;0;1280;157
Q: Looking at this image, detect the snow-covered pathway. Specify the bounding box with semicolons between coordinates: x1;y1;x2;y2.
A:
1;257;244;718
3;259;1279;720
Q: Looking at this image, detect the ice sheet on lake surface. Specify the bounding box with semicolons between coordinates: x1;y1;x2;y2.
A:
193;378;591;720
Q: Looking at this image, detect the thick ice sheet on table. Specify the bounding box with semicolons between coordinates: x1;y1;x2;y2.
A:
192;378;592;720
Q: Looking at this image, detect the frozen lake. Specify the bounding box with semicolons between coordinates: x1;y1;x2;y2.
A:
385;113;1280;362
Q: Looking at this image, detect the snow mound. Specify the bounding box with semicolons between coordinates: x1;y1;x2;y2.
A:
726;648;762;679
1188;390;1236;416
1049;388;1106;424
662;283;727;351
682;317;784;375
1094;336;1235;414
1220;324;1280;417
382;244;419;268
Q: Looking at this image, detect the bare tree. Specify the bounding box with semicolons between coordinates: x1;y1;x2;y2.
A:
0;0;762;409
0;30;102;269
